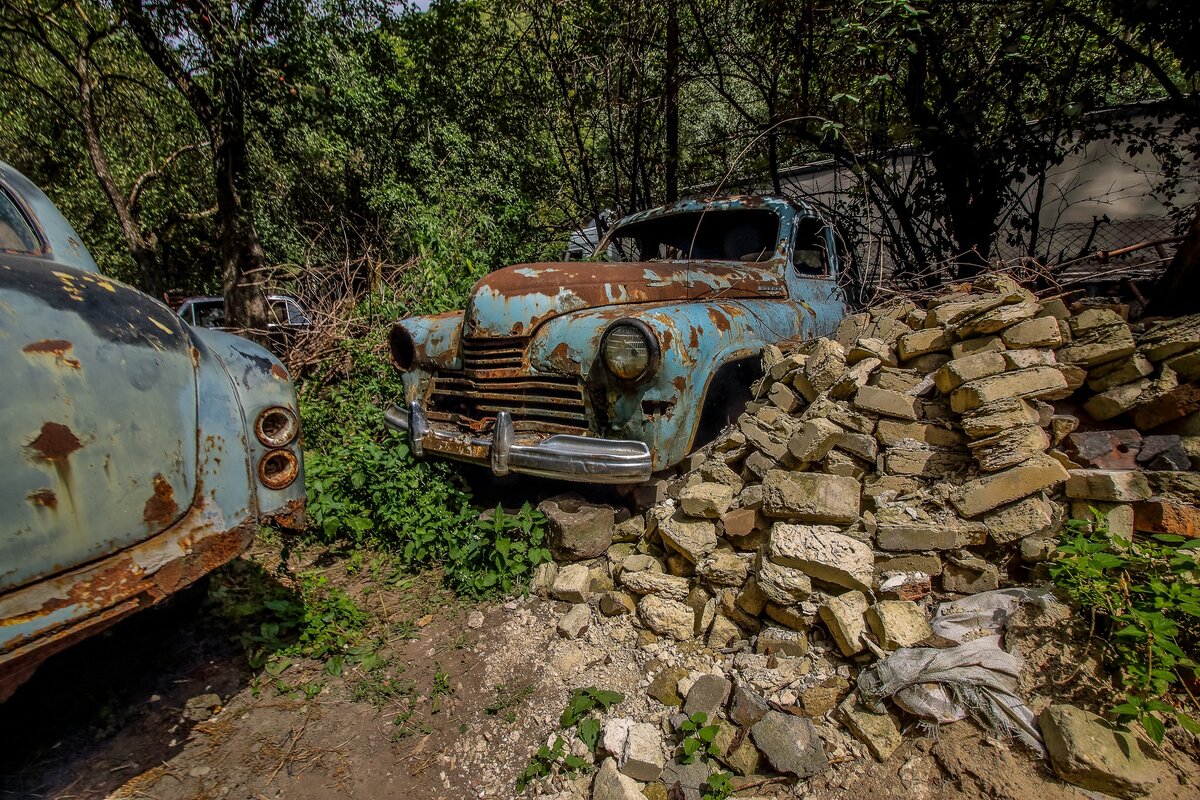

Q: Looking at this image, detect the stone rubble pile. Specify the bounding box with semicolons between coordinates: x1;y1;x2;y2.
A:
531;277;1199;799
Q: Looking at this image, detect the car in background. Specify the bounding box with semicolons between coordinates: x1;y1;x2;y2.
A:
177;294;311;354
0;161;306;701
384;195;848;483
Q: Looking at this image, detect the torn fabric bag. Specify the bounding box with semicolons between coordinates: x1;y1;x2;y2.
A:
856;588;1056;755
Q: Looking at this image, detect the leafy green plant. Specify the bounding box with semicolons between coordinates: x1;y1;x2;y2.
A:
299;321;552;598
678;712;721;764
487;683;535;723
515;736;589;793
702;771;735;800
560;687;624;727
1050;509;1200;744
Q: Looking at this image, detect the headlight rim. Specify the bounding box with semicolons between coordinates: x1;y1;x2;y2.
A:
254;405;299;448
389;323;416;371
600;318;661;384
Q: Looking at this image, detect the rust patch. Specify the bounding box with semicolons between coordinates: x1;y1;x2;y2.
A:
28;422;82;461
706;306;732;333
673;376;687;393
548;342;579;371
270;363;289;380
23;339;71;355
142;474;178;526
22;339;81;369
265;497;307;530
688;325;701;348
26;489;57;510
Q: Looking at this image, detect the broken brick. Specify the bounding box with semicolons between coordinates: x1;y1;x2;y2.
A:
1063;429;1143;470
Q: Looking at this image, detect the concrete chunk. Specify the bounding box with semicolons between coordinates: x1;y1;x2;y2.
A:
680;482;736;519
968;424;1051;471
1002;315;1063;348
768;523;873;591
658;510;719;563
762;470;861;523
1086;353;1154;392
618;722;665;782
866;600;932;648
1040;704;1160;798
951;453;1069;517
898;327;949;361
818;591;868;657
854;385;920;420
949;367;1068;413
838;694;903;762
787;418;842;462
755;558;813;605
933;352;1008;393
1065;469;1153;502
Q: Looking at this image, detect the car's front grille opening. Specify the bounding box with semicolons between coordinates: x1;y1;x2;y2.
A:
427;337;590;434
461;337;526;372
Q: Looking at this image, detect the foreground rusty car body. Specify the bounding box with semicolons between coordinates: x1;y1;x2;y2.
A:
385;196;848;482
0;162;306;701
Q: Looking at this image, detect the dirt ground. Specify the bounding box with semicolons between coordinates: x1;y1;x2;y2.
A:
2;533;1198;800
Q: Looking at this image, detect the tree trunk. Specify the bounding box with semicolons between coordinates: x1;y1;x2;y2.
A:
1148;202;1200;316
76;58;163;294
213;71;268;338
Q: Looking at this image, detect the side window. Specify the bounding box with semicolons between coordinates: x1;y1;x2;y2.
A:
269;299;291;326
180;303;195;325
285;300;310;325
792;217;830;277
0;189;40;254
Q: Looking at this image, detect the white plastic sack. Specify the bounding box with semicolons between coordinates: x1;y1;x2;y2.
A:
856;588;1055;754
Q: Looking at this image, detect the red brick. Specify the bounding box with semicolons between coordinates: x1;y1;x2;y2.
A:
1133;501;1200;539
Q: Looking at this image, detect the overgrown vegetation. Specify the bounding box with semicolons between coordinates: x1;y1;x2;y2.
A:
1050;509;1200;744
298;296;551;598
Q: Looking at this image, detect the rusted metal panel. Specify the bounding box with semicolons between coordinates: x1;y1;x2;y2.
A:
386;195;848;480
0;160;306;698
1;249;200;595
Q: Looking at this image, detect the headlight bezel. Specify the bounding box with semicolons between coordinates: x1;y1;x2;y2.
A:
600;318;661;384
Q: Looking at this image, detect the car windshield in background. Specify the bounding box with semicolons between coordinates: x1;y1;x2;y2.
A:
601;209;780;263
193;301;226;328
0;190;39;254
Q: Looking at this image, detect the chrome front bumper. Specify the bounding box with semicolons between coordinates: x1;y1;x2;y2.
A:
383;402;652;483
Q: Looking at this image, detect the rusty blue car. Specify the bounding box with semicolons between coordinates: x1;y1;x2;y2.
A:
384;196;848;482
0;161;305;700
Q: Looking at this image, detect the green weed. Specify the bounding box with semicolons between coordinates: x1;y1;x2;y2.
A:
1050;509;1200;744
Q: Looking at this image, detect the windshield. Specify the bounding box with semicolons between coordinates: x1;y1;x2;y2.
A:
600;209;780;263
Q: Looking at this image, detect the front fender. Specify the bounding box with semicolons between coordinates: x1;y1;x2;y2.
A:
530;299;808;469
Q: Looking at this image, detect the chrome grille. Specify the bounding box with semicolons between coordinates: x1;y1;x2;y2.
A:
427;337;590;432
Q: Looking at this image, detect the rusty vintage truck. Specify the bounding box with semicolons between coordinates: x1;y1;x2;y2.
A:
0;161;306;701
384;196;849;482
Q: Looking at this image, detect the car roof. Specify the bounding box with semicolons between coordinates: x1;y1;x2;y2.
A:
0;160;99;273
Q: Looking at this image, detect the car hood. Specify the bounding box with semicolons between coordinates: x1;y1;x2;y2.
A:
0;258;199;593
463;260;787;338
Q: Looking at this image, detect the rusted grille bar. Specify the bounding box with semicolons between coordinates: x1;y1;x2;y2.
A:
429;337;589;432
461;337;525;371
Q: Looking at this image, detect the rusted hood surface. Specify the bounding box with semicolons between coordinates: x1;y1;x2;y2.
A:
464;261;787;338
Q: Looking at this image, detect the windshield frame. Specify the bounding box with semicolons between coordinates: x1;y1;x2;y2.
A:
594;196;799;267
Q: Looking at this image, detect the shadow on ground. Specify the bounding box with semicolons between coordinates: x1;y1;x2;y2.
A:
0;562;290;799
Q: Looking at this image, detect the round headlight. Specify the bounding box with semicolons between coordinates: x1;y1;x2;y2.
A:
601;319;659;382
389;323;415;371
